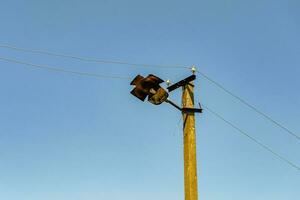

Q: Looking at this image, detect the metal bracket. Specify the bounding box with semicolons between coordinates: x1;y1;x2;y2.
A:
165;99;202;113
167;75;196;92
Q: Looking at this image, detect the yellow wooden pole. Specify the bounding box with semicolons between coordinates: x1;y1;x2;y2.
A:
182;81;198;200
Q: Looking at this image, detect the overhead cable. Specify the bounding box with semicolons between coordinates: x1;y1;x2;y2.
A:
203;105;300;171
1;54;299;171
0;43;298;140
0;44;188;69
0;56;130;80
197;71;300;141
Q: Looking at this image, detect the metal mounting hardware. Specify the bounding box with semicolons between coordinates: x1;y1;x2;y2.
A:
166;99;203;113
167;74;196;92
182;107;203;113
130;73;202;113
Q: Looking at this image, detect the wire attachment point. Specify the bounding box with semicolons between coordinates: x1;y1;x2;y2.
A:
166;79;171;87
191;65;197;74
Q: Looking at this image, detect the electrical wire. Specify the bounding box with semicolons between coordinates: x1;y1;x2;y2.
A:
1;53;299;171
203;104;300;171
0;44;188;69
0;43;299;141
197;71;300;141
0;56;131;80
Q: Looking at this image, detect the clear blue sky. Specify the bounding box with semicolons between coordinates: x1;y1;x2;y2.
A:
0;0;299;199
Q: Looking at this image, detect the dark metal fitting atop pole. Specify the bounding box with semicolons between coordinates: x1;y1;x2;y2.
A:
167;74;196;92
166;99;203;113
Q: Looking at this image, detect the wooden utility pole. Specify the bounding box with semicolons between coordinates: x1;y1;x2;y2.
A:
130;71;201;200
182;81;198;200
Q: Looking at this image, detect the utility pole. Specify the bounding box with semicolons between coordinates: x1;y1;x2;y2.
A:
182;80;198;200
130;69;201;200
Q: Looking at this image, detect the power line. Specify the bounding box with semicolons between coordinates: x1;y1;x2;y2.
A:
0;44;189;69
0;56;130;80
197;71;300;141
1;53;299;172
203;104;300;171
0;43;299;141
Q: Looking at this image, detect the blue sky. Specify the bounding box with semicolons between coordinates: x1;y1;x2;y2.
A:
0;0;299;199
